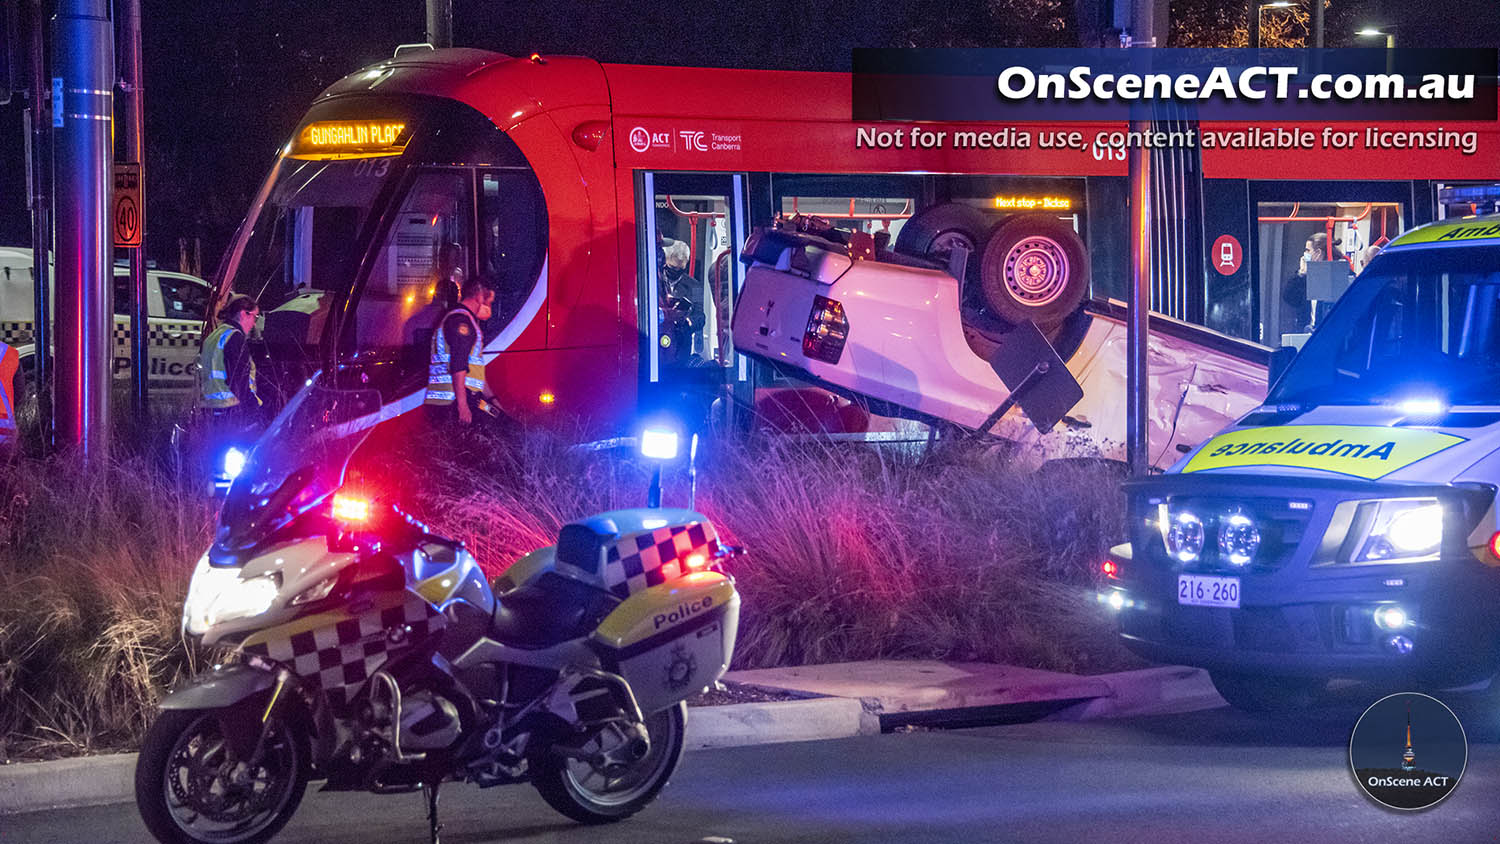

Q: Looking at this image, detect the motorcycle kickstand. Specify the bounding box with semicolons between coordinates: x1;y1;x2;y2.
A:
423;781;443;844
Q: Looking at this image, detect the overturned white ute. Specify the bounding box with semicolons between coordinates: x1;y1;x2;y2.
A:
730;210;1268;469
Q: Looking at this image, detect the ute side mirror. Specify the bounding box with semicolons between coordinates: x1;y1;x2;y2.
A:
1268;345;1297;387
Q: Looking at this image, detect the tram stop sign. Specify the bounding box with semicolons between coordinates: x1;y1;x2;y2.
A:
113;163;142;248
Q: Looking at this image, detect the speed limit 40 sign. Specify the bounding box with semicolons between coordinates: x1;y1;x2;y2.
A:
113;162;142;248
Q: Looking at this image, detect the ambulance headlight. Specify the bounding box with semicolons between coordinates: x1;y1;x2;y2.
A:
1353;499;1443;563
1218;508;1261;567
1163;510;1206;564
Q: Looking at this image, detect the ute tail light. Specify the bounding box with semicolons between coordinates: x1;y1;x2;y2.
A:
1102;559;1120;579
802;295;849;364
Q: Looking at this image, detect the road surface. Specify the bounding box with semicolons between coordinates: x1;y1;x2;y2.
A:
7;692;1498;843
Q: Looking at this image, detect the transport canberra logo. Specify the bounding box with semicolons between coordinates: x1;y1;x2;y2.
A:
1350;693;1467;811
1182;425;1464;480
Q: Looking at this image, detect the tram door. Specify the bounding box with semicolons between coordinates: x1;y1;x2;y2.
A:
636;172;751;427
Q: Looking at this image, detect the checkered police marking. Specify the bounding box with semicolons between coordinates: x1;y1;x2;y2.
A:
1;319;202;349
602;522;716;599
243;594;444;704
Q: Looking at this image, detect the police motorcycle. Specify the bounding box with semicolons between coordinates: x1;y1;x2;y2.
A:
136;371;742;844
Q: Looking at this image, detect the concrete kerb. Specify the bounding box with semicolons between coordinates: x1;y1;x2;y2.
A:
1046;665;1227;721
0;752;138;815
0;698;877;815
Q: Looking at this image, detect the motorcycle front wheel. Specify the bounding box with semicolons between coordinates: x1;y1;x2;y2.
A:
135;708;309;844
532;701;687;824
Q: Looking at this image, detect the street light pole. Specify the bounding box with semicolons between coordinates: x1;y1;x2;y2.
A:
52;0;114;456
121;0;148;417
425;0;452;48
24;0;51;450
1124;0;1155;477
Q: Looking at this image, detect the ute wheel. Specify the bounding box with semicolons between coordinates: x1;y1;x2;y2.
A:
893;202;992;282
978;214;1089;331
1210;671;1325;714
532;702;686;824
135;708;309;844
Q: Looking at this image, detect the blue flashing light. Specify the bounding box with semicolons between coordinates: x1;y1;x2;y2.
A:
641;428;680;461
222;447;248;481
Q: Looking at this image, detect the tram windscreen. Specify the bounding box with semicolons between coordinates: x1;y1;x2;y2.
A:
222;157;395;357
1269;245;1500;408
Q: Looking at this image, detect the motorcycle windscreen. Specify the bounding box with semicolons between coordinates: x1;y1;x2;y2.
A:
216;374;382;557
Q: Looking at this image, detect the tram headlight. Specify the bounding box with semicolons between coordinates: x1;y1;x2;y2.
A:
1218;508;1261;567
1354;499;1443;563
1163;510;1206;564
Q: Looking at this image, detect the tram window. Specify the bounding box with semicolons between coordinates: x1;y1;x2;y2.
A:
653;193;736;371
354;170;473;356
776;195;916;246
1256;201;1402;347
229;159;388;355
477;169;547;336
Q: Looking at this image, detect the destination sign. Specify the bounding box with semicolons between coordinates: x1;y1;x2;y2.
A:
290;120;411;159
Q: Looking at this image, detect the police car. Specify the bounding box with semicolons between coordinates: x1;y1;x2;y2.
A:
0;247;212;396
1104;214;1500;711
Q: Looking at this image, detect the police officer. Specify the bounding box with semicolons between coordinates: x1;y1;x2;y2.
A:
0;339;18;450
198;295;263;427
425;276;496;425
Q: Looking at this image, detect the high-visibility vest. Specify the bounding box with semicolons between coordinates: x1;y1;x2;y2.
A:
425;307;486;406
0;341;16;442
198;324;258;409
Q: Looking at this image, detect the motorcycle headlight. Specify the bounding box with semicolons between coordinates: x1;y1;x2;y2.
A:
204;573;282;627
290;574;339;606
1354;499;1443;563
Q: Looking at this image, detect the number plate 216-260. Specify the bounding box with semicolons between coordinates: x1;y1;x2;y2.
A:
1177;574;1240;608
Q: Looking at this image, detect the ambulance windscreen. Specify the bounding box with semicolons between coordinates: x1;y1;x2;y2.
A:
1269;245;1500;409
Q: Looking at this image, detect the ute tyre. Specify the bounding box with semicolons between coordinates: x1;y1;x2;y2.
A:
1210;671;1324;714
978;214;1089;331
135;708;309;844
892;202;991;283
532;701;687;825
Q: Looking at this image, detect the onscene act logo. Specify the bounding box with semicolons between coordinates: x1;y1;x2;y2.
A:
1349;692;1467;811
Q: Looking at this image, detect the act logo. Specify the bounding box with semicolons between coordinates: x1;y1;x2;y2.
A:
1349;692;1467;811
629;126;672;153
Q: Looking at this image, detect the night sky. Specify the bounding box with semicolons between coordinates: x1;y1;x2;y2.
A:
1350;692;1467;778
0;0;1495;273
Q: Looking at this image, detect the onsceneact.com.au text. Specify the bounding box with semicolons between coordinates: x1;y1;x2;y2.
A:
997;66;1476;103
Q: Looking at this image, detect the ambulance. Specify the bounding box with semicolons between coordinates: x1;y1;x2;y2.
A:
0;247;213;396
1104;214;1500;712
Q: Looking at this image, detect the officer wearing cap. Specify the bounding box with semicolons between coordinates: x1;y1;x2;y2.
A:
425;275;497;425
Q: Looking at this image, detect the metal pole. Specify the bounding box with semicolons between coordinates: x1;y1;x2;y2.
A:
1248;1;1259;49
1125;0;1155;476
1313;0;1324;47
52;0;114;456
26;0;51;450
425;0;451;48
121;0;147;415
